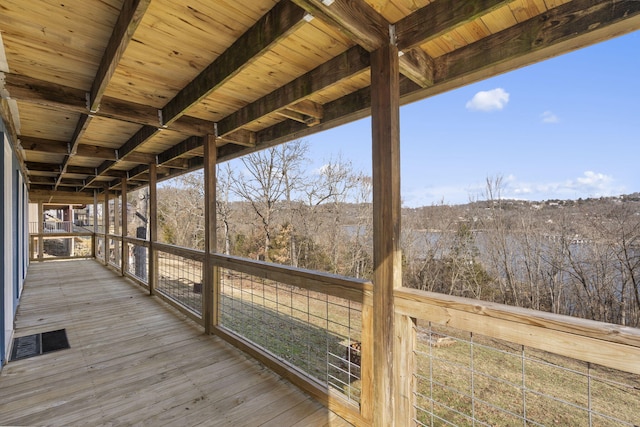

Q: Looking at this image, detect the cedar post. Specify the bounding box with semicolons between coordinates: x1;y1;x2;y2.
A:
103;185;109;266
121;177;128;276
148;162;158;295
37;201;44;261
203;134;217;333
370;36;415;425
93;190;98;258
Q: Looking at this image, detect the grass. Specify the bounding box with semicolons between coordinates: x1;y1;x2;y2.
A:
414;321;640;426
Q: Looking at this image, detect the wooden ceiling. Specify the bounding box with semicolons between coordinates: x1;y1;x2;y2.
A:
1;0;639;203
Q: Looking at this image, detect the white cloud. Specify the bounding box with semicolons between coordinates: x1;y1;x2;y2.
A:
465;88;510;112
541;111;559;123
403;172;625;207
502;171;622;201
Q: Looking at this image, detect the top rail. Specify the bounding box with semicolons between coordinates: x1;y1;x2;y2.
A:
213;253;373;304
395;287;640;375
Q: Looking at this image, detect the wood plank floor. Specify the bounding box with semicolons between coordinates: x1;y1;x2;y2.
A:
0;260;352;426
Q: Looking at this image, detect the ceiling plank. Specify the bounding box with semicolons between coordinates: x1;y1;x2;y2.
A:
160;0;308;126
89;0;151;112
2;73;216;136
395;0;515;50
217;45;370;136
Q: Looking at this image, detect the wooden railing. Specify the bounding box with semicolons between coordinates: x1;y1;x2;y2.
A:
29;231;94;261
29;230;640;426
395;288;640;426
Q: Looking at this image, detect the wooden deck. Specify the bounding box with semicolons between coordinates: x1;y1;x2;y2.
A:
0;260;351;426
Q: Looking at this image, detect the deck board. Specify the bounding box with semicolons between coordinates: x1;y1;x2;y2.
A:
0;260;352;426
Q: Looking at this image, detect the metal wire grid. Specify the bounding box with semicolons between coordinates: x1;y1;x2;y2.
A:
156;251;203;315
96;236;105;262
413;322;640;427
219;269;363;404
72;236;93;257
126;243;149;284
108;239;120;268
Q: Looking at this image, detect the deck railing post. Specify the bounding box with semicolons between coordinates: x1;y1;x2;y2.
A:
92;190;98;258
149;162;158;295
370;40;416;426
121;177;128;276
103;185;109;266
203;134;217;333
37;201;44;261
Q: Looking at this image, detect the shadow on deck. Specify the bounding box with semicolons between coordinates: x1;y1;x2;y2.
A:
0;260;351;426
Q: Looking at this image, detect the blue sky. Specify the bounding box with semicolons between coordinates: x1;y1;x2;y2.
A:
305;31;639;207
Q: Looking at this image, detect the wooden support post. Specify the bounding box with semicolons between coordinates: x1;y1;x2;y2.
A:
103;186;109;266
114;188;120;268
203;134;217;334
370;40;415;426
37;201;44;261
92;190;98;258
121;178;128;276
148;162;158;295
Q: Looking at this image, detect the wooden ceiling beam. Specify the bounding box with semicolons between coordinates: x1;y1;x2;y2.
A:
29;189;96;204
292;1;432;90
115;125;159;160
55;113;92;190
292;0;388;51
217;45;369;136
217;77;420;162
217;129;257;147
160;0;308;126
157;136;203;165
20;135;154;164
395;0;515;51
399;50;435;88
431;0;640;88
80;124;160;190
287;100;323;119
89;0;151;113
2;73;216;136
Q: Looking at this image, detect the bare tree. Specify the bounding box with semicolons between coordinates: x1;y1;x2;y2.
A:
230;140;308;262
216;163;234;255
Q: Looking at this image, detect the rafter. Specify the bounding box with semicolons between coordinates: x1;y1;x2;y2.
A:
160;0;308;126
89;0;151;113
54;113;92;190
395;0;515;50
431;0;640;89
291;0;434;88
291;0;388;51
217;45;369;136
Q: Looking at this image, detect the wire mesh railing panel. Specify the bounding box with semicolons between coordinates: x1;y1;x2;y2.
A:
219;269;363;405
126;243;149;284
156;251;202;315
413;321;640;427
108;238;120;268
96;236;105;262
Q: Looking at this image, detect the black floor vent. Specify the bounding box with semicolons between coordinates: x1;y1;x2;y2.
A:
10;329;70;361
